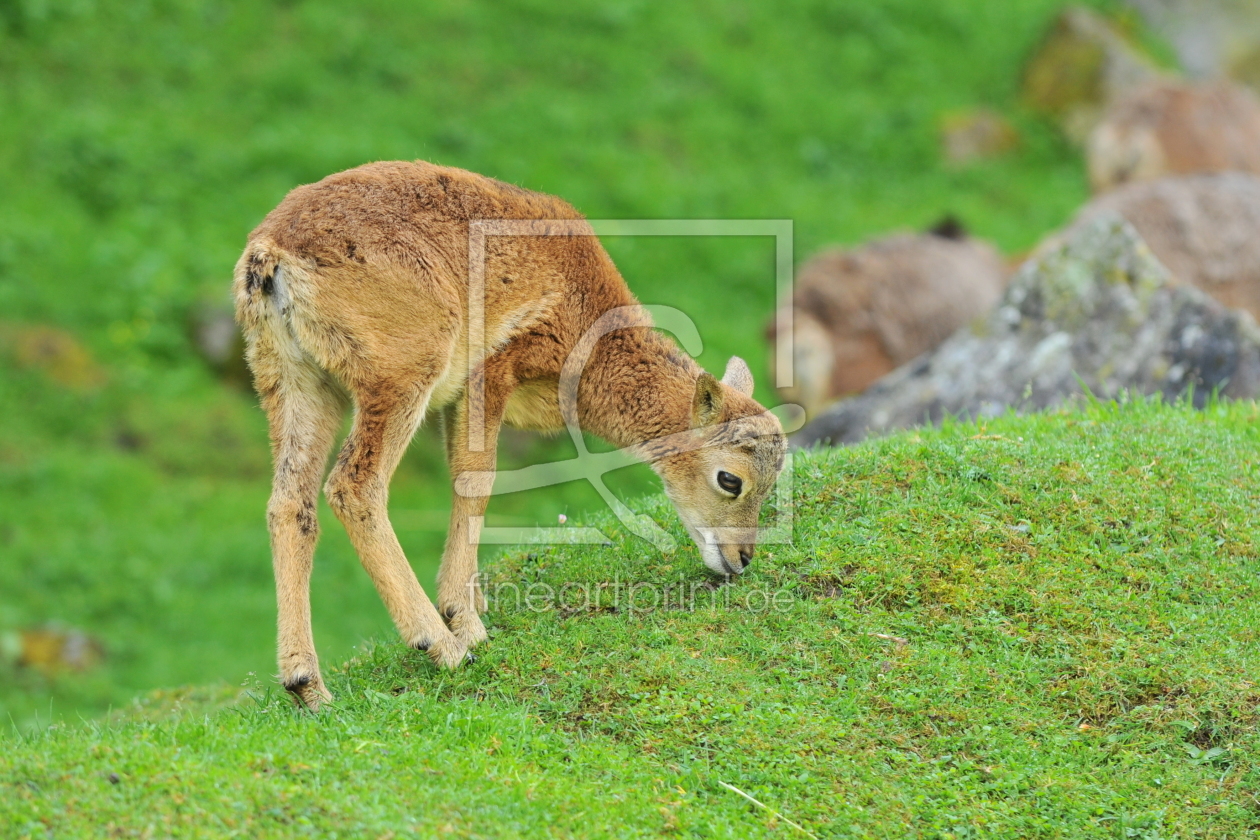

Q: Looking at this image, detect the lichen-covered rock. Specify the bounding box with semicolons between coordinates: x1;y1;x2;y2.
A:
1022;6;1164;142
1055;173;1260;325
795;217;1260;447
13;626;105;675
940;109;1020;165
0;323;106;391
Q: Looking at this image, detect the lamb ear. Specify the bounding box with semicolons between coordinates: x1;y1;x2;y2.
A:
721;356;754;396
692;372;725;427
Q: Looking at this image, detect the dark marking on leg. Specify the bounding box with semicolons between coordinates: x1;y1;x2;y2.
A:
283;674;311;693
296;502;317;536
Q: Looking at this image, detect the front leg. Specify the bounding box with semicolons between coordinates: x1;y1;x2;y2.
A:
437;493;491;648
436;366;510;647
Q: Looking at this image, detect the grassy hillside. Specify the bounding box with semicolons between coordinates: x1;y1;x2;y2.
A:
2;0;1132;723
4;399;1259;838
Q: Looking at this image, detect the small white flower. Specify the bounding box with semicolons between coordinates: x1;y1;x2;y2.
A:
558;514;567;525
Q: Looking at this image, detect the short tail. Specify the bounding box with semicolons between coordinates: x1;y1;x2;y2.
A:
233;244;282;330
232;242;322;402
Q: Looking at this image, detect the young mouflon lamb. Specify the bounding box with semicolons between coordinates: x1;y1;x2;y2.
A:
233;161;786;710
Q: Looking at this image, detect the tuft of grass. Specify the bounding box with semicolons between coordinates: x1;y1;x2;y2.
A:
4;398;1259;838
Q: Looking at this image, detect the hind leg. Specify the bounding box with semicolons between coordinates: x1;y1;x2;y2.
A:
436;401;492;648
325;384;466;668
259;352;345;711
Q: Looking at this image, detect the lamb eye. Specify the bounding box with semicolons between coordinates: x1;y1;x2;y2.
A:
717;470;742;495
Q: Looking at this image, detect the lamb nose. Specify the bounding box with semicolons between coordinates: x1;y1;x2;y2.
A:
739;548;753;568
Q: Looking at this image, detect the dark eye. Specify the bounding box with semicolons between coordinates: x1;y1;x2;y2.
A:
717;471;742;496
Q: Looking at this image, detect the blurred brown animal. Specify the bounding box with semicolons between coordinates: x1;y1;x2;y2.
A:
233;161;786;710
767;222;1007;417
1056;171;1260;320
1087;80;1260;193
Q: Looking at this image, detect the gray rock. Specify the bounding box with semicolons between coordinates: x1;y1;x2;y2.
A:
1122;0;1260;86
794;217;1260;447
1059;173;1260;322
1022;6;1165;142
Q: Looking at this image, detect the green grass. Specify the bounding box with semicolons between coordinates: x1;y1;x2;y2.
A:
4;398;1259;838
0;0;1149;722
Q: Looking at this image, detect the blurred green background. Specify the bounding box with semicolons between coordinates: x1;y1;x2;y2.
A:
0;0;1129;727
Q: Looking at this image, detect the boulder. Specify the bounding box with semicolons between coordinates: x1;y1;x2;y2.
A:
940;109;1020;165
767;223;1008;419
1057;172;1260;322
0;323;106;391
795;217;1260;447
1087;80;1260;192
1121;0;1260;88
14;626;105;676
1022;6;1164;142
